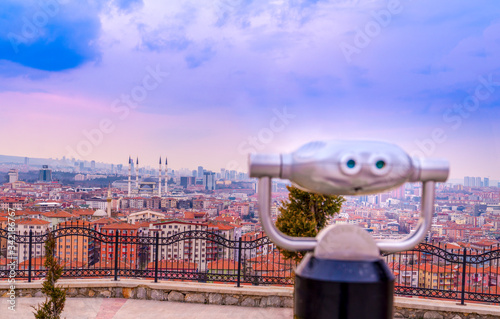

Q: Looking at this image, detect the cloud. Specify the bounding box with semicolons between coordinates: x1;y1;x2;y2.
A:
0;0;500;178
114;0;144;13
185;45;216;68
137;24;191;52
0;0;102;73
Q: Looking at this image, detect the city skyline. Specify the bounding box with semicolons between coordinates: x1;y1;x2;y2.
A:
2;154;500;186
1;1;500;179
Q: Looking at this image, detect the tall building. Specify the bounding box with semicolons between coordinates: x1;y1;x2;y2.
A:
229;170;236;181
197;166;204;179
203;171;216;191
180;176;195;188
464;176;470;187
24;157;29;166
476;177;482;188
392;185;405;199
8;169;18;183
38;165;52;182
91;160;96;171
484;177;489;187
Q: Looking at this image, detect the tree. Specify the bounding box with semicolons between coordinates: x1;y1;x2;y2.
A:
276;185;345;262
33;231;66;319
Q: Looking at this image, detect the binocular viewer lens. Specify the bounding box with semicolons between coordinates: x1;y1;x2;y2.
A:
249;140;449;196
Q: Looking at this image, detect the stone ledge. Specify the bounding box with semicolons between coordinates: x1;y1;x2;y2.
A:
0;279;293;297
394;297;500;319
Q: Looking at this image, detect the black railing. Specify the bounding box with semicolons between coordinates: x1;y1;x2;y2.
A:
3;224;500;304
383;241;500;304
0;222;295;287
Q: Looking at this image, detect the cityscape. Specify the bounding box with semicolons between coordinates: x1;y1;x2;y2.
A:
2;152;500;316
1;155;500;253
1;0;500;317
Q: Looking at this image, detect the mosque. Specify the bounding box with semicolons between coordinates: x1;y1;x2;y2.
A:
123;156;168;198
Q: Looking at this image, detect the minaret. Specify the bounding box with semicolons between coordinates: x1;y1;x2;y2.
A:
165;157;168;195
158;157;162;197
135;157;139;189
127;156;132;197
107;185;112;217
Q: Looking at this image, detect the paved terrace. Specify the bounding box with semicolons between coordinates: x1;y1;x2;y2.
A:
2;279;500;318
3;296;500;319
1;298;292;319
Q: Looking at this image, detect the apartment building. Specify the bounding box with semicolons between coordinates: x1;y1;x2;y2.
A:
100;222;140;267
42;210;78;228
127;210;165;224
151;220;209;271
15;218;50;262
55;220;92;267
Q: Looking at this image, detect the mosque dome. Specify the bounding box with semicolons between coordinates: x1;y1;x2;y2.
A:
93;209;107;217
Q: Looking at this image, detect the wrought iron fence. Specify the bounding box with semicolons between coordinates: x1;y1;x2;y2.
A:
0;222;295;287
3;223;500;304
383;241;500;304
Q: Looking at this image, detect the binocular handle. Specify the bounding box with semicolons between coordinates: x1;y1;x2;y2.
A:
258;177;435;253
250;140;449;253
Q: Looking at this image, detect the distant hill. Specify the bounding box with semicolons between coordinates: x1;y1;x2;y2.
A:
0;154;66;167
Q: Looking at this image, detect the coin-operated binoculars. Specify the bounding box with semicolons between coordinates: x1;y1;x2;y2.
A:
248;140;449;319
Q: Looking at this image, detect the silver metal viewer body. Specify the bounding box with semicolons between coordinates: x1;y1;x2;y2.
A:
248;140;449;254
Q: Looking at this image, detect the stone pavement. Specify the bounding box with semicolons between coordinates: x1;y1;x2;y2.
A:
1;297;293;319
